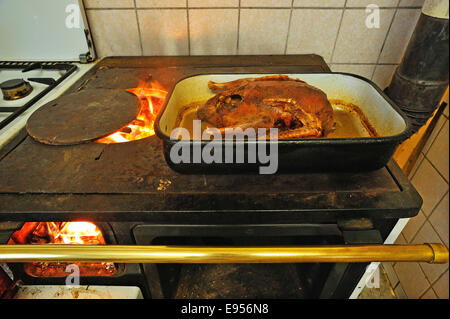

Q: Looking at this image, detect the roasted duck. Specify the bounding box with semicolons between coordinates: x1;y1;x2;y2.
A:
197;75;334;138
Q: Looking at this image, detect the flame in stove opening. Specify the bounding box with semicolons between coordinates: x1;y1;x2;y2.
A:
57;222;103;244
8;222;107;245
95;80;168;144
8;222;115;278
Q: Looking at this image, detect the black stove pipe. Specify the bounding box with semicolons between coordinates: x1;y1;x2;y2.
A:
385;0;449;134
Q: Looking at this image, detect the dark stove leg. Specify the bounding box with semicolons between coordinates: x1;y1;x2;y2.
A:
319;226;383;299
137;234;165;299
143;264;165;299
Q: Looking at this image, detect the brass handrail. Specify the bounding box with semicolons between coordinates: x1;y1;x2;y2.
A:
0;243;448;264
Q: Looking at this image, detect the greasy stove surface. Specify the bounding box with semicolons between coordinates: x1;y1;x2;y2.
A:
0;56;421;222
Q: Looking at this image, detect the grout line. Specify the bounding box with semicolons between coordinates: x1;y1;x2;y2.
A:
393;280;407;299
427;189;449;223
84;7;424;10
236;0;241;55
414;261;431;290
408;188;449;250
429;287;439;298
408;154;425;181
370;4;399;80
430;268;450;289
423;151;449;184
417;265;449;298
133;0;144;56
186;0;191;56
283;0;295;55
407;210;432;246
427;207;449;250
86;7;186;10
407;214;426;244
422;115;448;157
393;279;400;290
332;62;398;65
418;286;434;299
329;0;347;64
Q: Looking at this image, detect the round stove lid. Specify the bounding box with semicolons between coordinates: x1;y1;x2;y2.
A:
26;89;141;145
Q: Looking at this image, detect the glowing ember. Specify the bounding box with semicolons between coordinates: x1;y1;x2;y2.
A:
8;222;115;277
9;222;107;245
96;81;167;144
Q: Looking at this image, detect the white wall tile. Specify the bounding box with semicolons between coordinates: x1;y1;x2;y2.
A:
87;10;141;56
346;0;400;7
238;9;291;55
189;9;238;55
331;64;376;79
421;288;438;299
137;9;189;55
394;261;430;299
84;0;134;8
379;9;421;63
293;0;345;7
332;9;396;63
372;64;397;89
429;192;449;247
413;221;449;283
432;270;449;299
395;233;407;244
423;114;447;154
409;153;424;179
394;283;408;299
188;0;239;7
402;210;426;242
84;1;425;72
287;9;342;62
136;0;187;7
241;0;292;7
411;158;449;216
427;120;449;181
399;0;425;7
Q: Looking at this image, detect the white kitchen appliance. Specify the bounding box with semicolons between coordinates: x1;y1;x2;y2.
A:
0;0;97;149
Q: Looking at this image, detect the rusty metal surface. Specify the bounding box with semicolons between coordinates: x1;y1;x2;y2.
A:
175;264;306;299
26;89;140;145
0;134;421;222
0;135;400;194
0;56;422;222
85;55;332;69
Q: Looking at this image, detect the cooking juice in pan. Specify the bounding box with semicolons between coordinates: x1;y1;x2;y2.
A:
175;99;378;139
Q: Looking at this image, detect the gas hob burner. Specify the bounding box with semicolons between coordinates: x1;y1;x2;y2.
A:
0;78;33;101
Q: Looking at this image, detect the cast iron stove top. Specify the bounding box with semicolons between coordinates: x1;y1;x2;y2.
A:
0;56;422;223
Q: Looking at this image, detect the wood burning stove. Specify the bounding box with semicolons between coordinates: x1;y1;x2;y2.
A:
0;56;442;299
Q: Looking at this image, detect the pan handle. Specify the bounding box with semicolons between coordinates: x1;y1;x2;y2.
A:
0;243;448;264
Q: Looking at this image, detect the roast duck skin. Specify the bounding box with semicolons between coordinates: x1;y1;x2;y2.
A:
197;75;335;138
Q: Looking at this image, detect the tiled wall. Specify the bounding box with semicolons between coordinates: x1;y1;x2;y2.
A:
83;0;424;89
384;95;449;299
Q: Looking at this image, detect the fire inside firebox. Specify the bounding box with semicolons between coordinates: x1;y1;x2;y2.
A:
95;80;167;144
8;222;116;277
